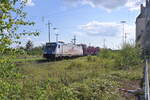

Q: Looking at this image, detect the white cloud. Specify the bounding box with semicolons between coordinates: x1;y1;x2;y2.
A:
64;0;127;10
78;21;135;39
22;0;35;6
75;21;135;49
79;21;121;37
126;0;145;11
64;0;145;11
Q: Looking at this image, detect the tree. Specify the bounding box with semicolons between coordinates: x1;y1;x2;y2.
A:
0;1;39;99
0;0;39;55
26;40;33;51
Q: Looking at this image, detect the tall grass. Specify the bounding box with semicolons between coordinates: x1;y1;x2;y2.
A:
0;43;143;100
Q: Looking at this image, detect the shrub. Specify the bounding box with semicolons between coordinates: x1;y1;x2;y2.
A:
114;44;143;70
70;83;91;100
54;86;79;100
0;60;22;79
70;78;121;100
98;49;116;59
86;78;120;100
0;80;22;100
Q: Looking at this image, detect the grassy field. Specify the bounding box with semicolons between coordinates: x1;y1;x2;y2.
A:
18;55;143;100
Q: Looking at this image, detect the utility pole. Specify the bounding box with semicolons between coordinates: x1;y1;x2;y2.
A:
73;35;76;45
89;43;91;47
56;33;59;42
53;28;59;42
124;33;129;44
103;39;106;49
120;21;126;45
48;21;51;43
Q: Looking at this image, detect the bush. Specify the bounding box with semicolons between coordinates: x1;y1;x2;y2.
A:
98;49;117;59
70;83;91;100
98;44;143;70
0;80;22;100
70;78;121;100
54;86;79;100
86;78;120;100
114;44;143;70
0;60;21;79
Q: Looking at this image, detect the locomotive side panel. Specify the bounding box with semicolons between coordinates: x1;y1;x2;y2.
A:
55;44;63;57
62;44;83;57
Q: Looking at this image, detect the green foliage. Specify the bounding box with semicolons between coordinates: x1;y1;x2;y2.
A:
17;45;44;56
0;0;39;48
70;83;91;100
30;46;44;55
19;53;143;100
25;40;33;51
0;80;22;100
27;46;44;56
114;44;143;69
86;78;120;100
98;44;143;70
25;40;44;56
55;86;79;100
0;59;22;78
0;0;39;100
98;49;117;59
110;69;142;81
0;1;143;99
87;56;99;62
67;60;88;70
70;78;120;100
21;81;48;100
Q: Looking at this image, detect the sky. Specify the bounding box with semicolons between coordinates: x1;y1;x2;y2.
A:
20;0;145;49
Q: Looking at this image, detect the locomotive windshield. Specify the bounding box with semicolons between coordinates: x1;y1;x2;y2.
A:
44;43;57;52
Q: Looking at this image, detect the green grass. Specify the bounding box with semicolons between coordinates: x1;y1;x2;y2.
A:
0;44;143;100
18;56;143;100
13;56;44;62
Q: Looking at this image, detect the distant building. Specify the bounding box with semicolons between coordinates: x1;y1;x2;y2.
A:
136;0;150;52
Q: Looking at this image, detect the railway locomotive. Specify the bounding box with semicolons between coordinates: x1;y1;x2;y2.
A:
43;42;100;60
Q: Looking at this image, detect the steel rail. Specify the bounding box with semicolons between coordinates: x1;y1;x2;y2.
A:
143;59;150;100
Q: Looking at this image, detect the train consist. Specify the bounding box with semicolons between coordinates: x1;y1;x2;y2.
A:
43;42;100;60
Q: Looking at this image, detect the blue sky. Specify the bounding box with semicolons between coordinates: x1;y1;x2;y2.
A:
20;0;145;49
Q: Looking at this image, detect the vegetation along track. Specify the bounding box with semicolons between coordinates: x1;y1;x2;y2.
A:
137;59;150;100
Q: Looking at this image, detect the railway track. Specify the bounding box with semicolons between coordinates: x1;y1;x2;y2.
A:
120;59;150;100
131;59;150;100
142;59;150;100
135;59;149;100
